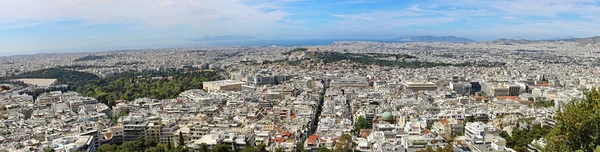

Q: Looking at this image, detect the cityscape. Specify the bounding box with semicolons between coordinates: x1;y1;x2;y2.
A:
1;37;600;152
2;0;600;152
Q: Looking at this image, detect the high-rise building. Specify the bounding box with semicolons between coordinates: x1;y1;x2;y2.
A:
470;81;481;94
146;121;162;141
77;123;101;150
160;122;180;143
452;82;472;95
509;85;521;96
123;116;147;141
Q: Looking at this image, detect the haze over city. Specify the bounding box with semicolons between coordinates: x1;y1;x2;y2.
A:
2;0;600;55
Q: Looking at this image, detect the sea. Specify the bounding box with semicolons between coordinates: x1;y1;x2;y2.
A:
167;38;395;47
1;39;397;56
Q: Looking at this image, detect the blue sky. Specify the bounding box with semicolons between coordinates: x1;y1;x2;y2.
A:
1;0;600;55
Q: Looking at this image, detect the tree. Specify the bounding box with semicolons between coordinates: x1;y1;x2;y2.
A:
199;143;209;152
241;146;260;152
256;143;267;152
177;146;191;152
179;131;185;147
416;146;434;152
145;147;164;152
415;145;452;152
544;88;600;151
334;134;353;152
98;144;117;152
121;141;142;152
354;116;369;132
274;147;285;152
155;143;168;152
499;131;511;146
213;144;230;152
296;141;307;152
317;146;333;152
144;138;158;148
43;147;55;152
168;136;173;149
432;144;453;152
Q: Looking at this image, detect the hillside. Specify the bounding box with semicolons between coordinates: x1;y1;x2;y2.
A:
486;38;532;45
488;36;600;46
570;36;600;46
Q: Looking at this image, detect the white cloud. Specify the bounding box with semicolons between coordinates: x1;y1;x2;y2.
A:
331;14;374;20
431;0;600;17
2;0;600;42
345;0;378;4
0;0;289;35
501;16;516;20
490;0;600;17
407;5;422;11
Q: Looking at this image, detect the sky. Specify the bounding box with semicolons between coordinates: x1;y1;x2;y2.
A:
1;0;600;55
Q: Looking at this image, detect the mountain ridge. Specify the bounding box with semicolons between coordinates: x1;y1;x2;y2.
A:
487;36;600;46
391;35;476;43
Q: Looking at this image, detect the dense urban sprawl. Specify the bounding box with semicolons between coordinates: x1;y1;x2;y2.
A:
0;40;599;152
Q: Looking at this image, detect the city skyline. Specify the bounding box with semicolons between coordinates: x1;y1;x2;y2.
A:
1;0;600;55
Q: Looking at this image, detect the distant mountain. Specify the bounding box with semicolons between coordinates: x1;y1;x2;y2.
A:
391;35;475;43
489;36;600;46
486;38;532;45
540;36;575;41
556;36;600;46
186;35;254;41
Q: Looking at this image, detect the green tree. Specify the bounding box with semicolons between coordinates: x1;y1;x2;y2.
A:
544;88;600;151
334;134;353;152
499;131;512;147
241;146;259;152
154;143;168;152
121;141;142;152
317;146;333;152
213;144;230;152
144;138;158;149
415;144;453;152
295;141;306;152
256;143;267;152
44;147;55;152
355;116;369;131
174;146;190;152
416;146;434;152
145;146;163;152
98;144;118;152
199;143;209;152
274;147;285;152
168;137;173;149
179;131;185;147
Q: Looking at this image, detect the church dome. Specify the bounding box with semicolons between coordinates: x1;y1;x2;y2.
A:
381;111;393;121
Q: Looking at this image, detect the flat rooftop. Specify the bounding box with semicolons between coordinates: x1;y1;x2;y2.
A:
204;80;245;86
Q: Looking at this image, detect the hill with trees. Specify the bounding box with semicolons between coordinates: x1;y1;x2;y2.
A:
543;88;600;151
75;69;221;106
3;68;100;85
313;51;490;68
5;68;221;107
